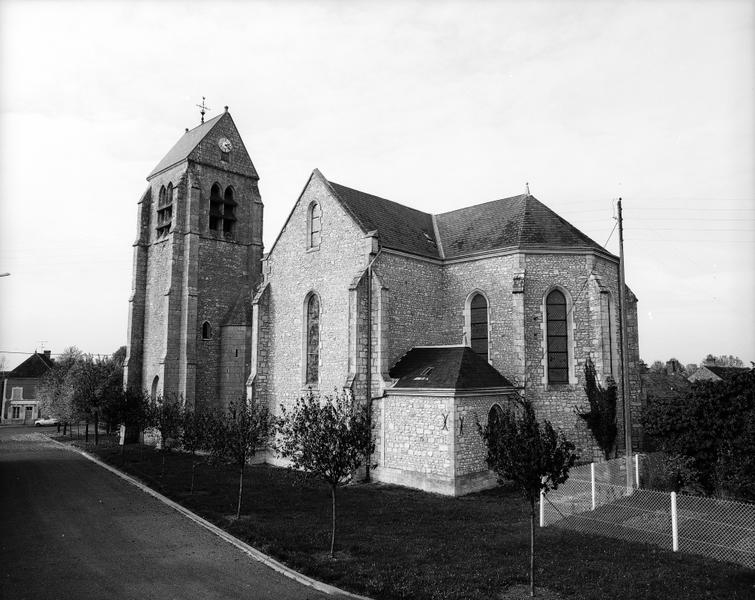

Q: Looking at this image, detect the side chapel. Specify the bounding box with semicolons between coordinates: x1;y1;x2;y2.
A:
126;110;641;496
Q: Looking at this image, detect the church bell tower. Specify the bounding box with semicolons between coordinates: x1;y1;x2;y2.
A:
124;107;263;410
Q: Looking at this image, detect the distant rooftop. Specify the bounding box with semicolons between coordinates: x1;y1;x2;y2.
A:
7;351;54;379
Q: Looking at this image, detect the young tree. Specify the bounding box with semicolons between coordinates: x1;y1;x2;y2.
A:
575;359;617;460
37;346;82;434
116;388;151;463
219;400;271;518
145;394;183;480
276;390;375;558
479;397;577;598
179;407;213;494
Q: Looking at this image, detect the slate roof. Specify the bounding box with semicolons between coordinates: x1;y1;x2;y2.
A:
436;195;606;258
324;178;607;260
328;182;441;259
389;346;514;389
7;352;54;379
148;113;225;178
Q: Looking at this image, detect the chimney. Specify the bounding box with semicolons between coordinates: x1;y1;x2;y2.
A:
43;350;51;359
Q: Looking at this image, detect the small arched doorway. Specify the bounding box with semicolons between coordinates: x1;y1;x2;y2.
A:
151;375;159;399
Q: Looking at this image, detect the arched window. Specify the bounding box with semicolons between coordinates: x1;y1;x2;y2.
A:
201;321;212;340
488;404;504;430
469;293;489;362
308;202;321;249
151;376;159;399
305;294;320;385
546;289;569;384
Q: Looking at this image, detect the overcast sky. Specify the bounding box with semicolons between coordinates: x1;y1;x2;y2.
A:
0;0;753;371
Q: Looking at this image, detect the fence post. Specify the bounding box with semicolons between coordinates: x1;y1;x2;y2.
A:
539;490;545;527
634;453;640;488
591;462;596;510
670;491;679;552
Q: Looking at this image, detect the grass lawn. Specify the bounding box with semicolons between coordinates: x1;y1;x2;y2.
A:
65;438;754;600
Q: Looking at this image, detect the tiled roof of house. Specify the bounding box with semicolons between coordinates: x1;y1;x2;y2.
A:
389;346;514;389
641;372;691;400
328;182;441;259
325;178;607;260
704;366;750;381
149;114;224;177
7;352;54;379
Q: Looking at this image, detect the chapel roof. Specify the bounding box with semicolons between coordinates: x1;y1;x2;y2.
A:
325;178;607;260
389;346;514;389
7;352;54;379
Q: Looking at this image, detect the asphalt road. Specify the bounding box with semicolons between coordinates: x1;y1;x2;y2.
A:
0;425;348;600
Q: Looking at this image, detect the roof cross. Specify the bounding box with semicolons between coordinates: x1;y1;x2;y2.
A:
196;96;211;124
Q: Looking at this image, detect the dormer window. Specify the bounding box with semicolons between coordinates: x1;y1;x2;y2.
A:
413;367;434;381
156;183;173;238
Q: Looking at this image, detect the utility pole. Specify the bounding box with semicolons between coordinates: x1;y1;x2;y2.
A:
617;198;633;490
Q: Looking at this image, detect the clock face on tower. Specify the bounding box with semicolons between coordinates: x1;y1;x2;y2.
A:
218;137;233;153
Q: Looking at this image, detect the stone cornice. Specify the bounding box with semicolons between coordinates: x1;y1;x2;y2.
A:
385;386;517;397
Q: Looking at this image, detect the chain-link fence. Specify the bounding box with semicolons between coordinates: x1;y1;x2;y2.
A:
540;456;755;569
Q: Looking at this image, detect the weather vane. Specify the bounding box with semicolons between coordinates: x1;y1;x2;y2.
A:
196;96;211;124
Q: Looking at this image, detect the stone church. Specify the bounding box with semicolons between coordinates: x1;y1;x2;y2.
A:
125;110;641;495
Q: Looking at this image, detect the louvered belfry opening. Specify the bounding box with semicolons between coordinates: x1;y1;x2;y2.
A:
546;289;568;384
156;183;173;238
209;183;236;235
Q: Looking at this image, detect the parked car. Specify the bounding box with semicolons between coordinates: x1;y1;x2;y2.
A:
34;417;59;427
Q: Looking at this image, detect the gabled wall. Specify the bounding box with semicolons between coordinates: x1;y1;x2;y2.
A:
252;174;371;442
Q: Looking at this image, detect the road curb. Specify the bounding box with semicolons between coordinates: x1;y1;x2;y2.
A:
49;438;372;600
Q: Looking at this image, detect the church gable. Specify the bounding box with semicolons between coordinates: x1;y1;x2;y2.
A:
265;169;370;264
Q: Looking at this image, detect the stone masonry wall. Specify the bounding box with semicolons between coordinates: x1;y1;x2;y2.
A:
381;393;454;477
442;254;525;385
523;252;634;462
371;252;445;369
454;394;513;476
194;162;260;411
